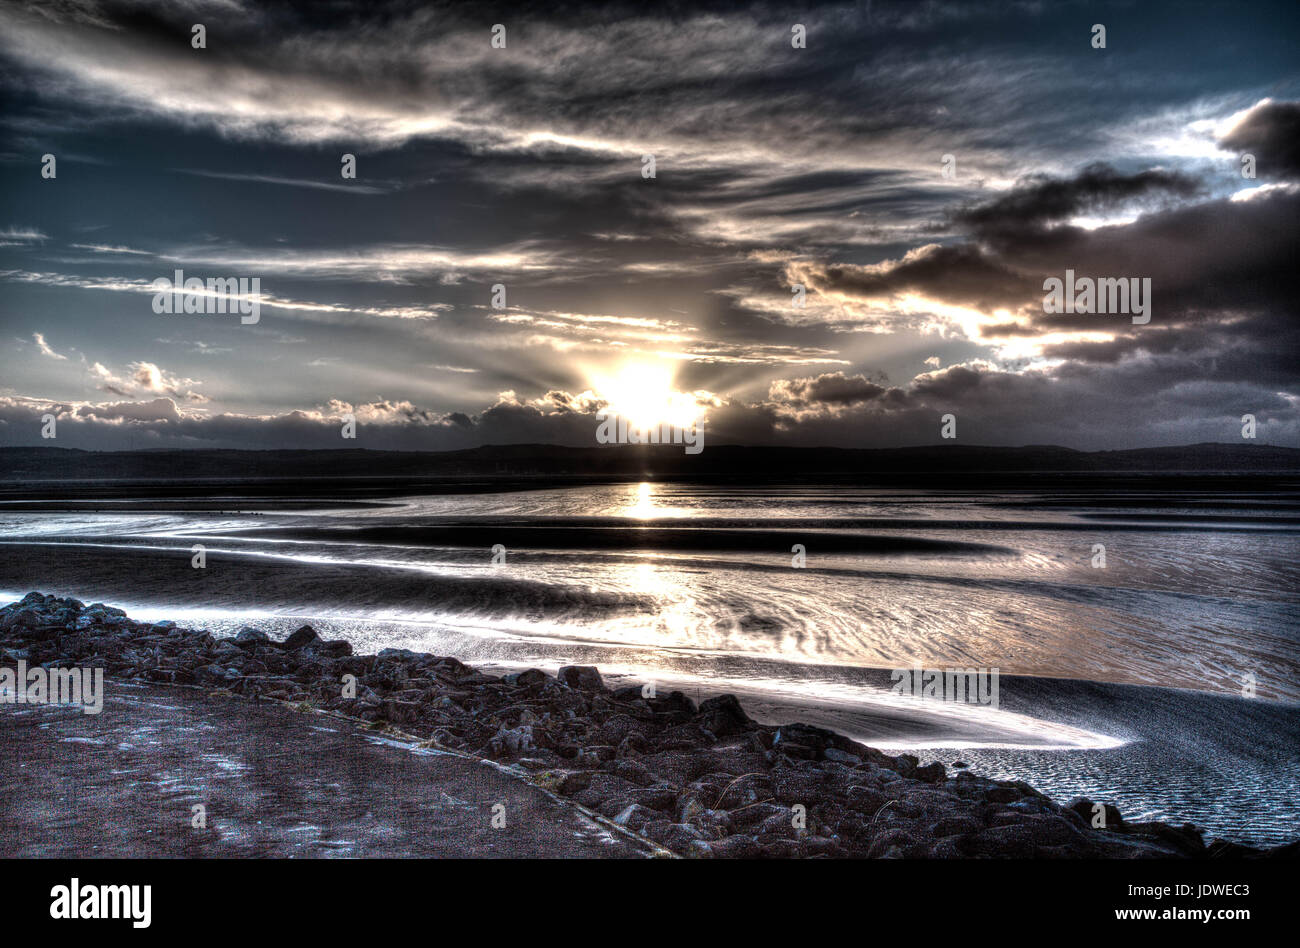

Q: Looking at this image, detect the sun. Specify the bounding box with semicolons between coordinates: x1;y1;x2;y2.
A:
589;360;701;431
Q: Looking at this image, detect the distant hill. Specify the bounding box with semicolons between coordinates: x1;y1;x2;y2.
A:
1;443;1298;492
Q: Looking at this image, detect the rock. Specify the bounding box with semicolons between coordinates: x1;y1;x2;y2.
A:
773;741;816;761
648;691;697;719
773;723;824;751
726;798;783;828
490;725;534;756
7;592;1288;862
929;836;966;858
555;771;591;795
756;838;803;858
985;786;1024;804
311;640;353;658
687;840;715;859
196;663;240;684
845;786;890;815
379;698;421;726
658;723;713;749
677;795;706;824
281;625;321;650
929;815;980;837
577;744;616;764
892;753;919;777
1066;797;1125;831
964;825;1039;858
823;747;860;766
505;669;550;689
708;834;760;858
758;810;800;838
696;694;754;737
653;823;708;850
914;761;946;784
596;713;649;746
805;836;845;857
770;770;825;803
557;665;607;692
613;804;656;831
616;734;648;758
626;785;677;811
1005;796;1057;816
613;760;653;785
234;627;270;647
1127;822;1206;856
864;827;922;858
1208;839;1274;858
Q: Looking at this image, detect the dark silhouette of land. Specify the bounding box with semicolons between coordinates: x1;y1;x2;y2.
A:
2;443;1297;500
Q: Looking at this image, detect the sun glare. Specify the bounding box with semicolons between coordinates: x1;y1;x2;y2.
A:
590;361;701;430
626;481;657;518
620;481;691;519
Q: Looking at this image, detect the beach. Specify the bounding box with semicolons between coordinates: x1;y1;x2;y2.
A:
3;589;1297;858
3;476;1299;848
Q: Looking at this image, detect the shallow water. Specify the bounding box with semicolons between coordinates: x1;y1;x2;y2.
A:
2;482;1298;845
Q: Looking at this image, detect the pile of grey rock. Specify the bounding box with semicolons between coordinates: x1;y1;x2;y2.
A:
3;592;1291;859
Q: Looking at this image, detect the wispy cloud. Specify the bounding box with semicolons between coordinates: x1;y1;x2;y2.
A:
175;168;389;195
0;226;48;242
32;331;67;360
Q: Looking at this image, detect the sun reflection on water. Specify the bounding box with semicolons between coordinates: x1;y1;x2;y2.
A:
620;481;689;519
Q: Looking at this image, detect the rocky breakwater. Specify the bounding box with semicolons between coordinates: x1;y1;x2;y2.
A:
3;593;1294;859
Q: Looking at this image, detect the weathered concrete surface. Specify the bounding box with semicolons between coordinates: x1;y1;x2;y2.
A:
0;682;658;858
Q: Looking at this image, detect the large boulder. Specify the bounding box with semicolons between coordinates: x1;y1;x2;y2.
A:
280;625;321;650
310;640;353;658
1066;796;1125;831
557;665;607;692
914;761;947;784
504;669;550;689
696;694;754;737
234;627;270;647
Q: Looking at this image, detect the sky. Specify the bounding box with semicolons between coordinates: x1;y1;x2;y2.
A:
1;0;1298;451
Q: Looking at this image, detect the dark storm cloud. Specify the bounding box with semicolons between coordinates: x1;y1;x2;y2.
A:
768;372;893;408
791;243;1037;314
782;161;1223;322
955;163;1204;234
975;188;1300;348
773;136;1300;448
1217;99;1300;179
791;161;1300;354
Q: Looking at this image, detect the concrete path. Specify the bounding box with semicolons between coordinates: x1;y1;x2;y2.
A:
0;681;657;858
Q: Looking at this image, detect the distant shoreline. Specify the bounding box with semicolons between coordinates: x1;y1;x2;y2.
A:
3;441;1299;491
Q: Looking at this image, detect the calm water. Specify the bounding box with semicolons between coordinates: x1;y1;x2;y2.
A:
3;482;1299;844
